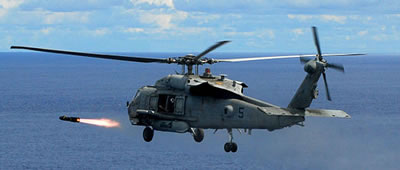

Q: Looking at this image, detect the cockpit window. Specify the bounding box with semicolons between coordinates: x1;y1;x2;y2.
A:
134;90;141;101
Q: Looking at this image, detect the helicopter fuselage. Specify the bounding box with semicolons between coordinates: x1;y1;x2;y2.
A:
127;74;304;133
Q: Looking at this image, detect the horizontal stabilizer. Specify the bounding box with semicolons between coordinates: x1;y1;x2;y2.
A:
304;109;350;118
258;107;350;118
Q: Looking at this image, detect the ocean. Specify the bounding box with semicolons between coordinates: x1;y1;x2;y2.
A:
0;52;399;169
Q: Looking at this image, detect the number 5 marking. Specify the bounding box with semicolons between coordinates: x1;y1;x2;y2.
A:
238;107;244;118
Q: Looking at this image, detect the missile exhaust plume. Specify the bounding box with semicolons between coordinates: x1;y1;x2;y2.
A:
79;118;120;128
59;115;120;128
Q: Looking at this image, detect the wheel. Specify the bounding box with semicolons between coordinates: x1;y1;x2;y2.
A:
224;143;231;152
231;143;238;152
193;128;204;143
143;127;154;142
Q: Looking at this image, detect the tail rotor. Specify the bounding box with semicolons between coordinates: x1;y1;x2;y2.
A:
309;26;346;101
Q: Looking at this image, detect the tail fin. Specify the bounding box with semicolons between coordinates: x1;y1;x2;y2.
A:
288;60;323;109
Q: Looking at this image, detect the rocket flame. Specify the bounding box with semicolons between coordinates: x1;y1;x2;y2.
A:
79;118;120;128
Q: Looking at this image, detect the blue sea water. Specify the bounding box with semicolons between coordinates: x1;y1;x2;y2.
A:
0;52;399;169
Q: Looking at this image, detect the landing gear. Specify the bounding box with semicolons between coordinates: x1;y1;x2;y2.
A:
224;128;238;153
143;127;154;142
191;128;204;143
224;142;238;152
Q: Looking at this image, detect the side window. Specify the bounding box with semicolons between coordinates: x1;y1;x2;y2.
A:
149;96;158;110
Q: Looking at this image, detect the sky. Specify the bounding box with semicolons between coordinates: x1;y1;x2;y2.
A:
1;0;400;54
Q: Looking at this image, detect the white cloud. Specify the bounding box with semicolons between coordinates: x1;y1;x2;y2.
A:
358;30;368;36
0;0;23;9
135;9;187;30
223;29;275;40
225;31;255;37
287;14;313;21
140;12;173;29
372;34;388;41
190;13;220;25
385;14;400;19
123;27;144;33
288;14;347;24
177;27;212;34
43;11;90;24
0;8;5;17
131;0;175;9
292;28;304;36
284;0;366;8
40;27;53;35
287;0;316;7
0;0;23;18
320;15;347;24
92;28;108;36
349;15;360;20
258;29;275;39
122;26;212;39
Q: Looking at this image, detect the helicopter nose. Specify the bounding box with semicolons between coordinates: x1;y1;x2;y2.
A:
127;103;140;125
128;104;137;117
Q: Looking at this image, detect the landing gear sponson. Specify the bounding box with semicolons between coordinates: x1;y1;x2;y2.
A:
142;127;205;143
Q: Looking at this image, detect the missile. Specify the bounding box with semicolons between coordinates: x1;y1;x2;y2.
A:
59;115;80;123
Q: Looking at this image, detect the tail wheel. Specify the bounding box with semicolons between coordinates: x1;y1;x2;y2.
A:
193;128;204;143
143;127;154;142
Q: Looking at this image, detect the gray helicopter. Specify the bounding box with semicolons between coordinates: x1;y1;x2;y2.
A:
11;27;363;153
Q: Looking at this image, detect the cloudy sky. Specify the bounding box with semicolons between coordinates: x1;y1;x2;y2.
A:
1;0;400;53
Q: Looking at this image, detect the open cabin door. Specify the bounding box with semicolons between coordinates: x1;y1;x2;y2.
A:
155;94;185;115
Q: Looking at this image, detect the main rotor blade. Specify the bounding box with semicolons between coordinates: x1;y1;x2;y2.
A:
194;40;230;60
216;53;365;63
312;26;322;61
322;72;332;101
215;54;316;62
10;46;170;63
326;63;345;72
321;53;366;57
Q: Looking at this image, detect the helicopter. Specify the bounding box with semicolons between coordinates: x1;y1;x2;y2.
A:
11;27;363;153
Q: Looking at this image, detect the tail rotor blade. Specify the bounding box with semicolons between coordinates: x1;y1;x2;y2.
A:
322;72;332;101
312;26;322;61
300;57;311;64
326;63;345;72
